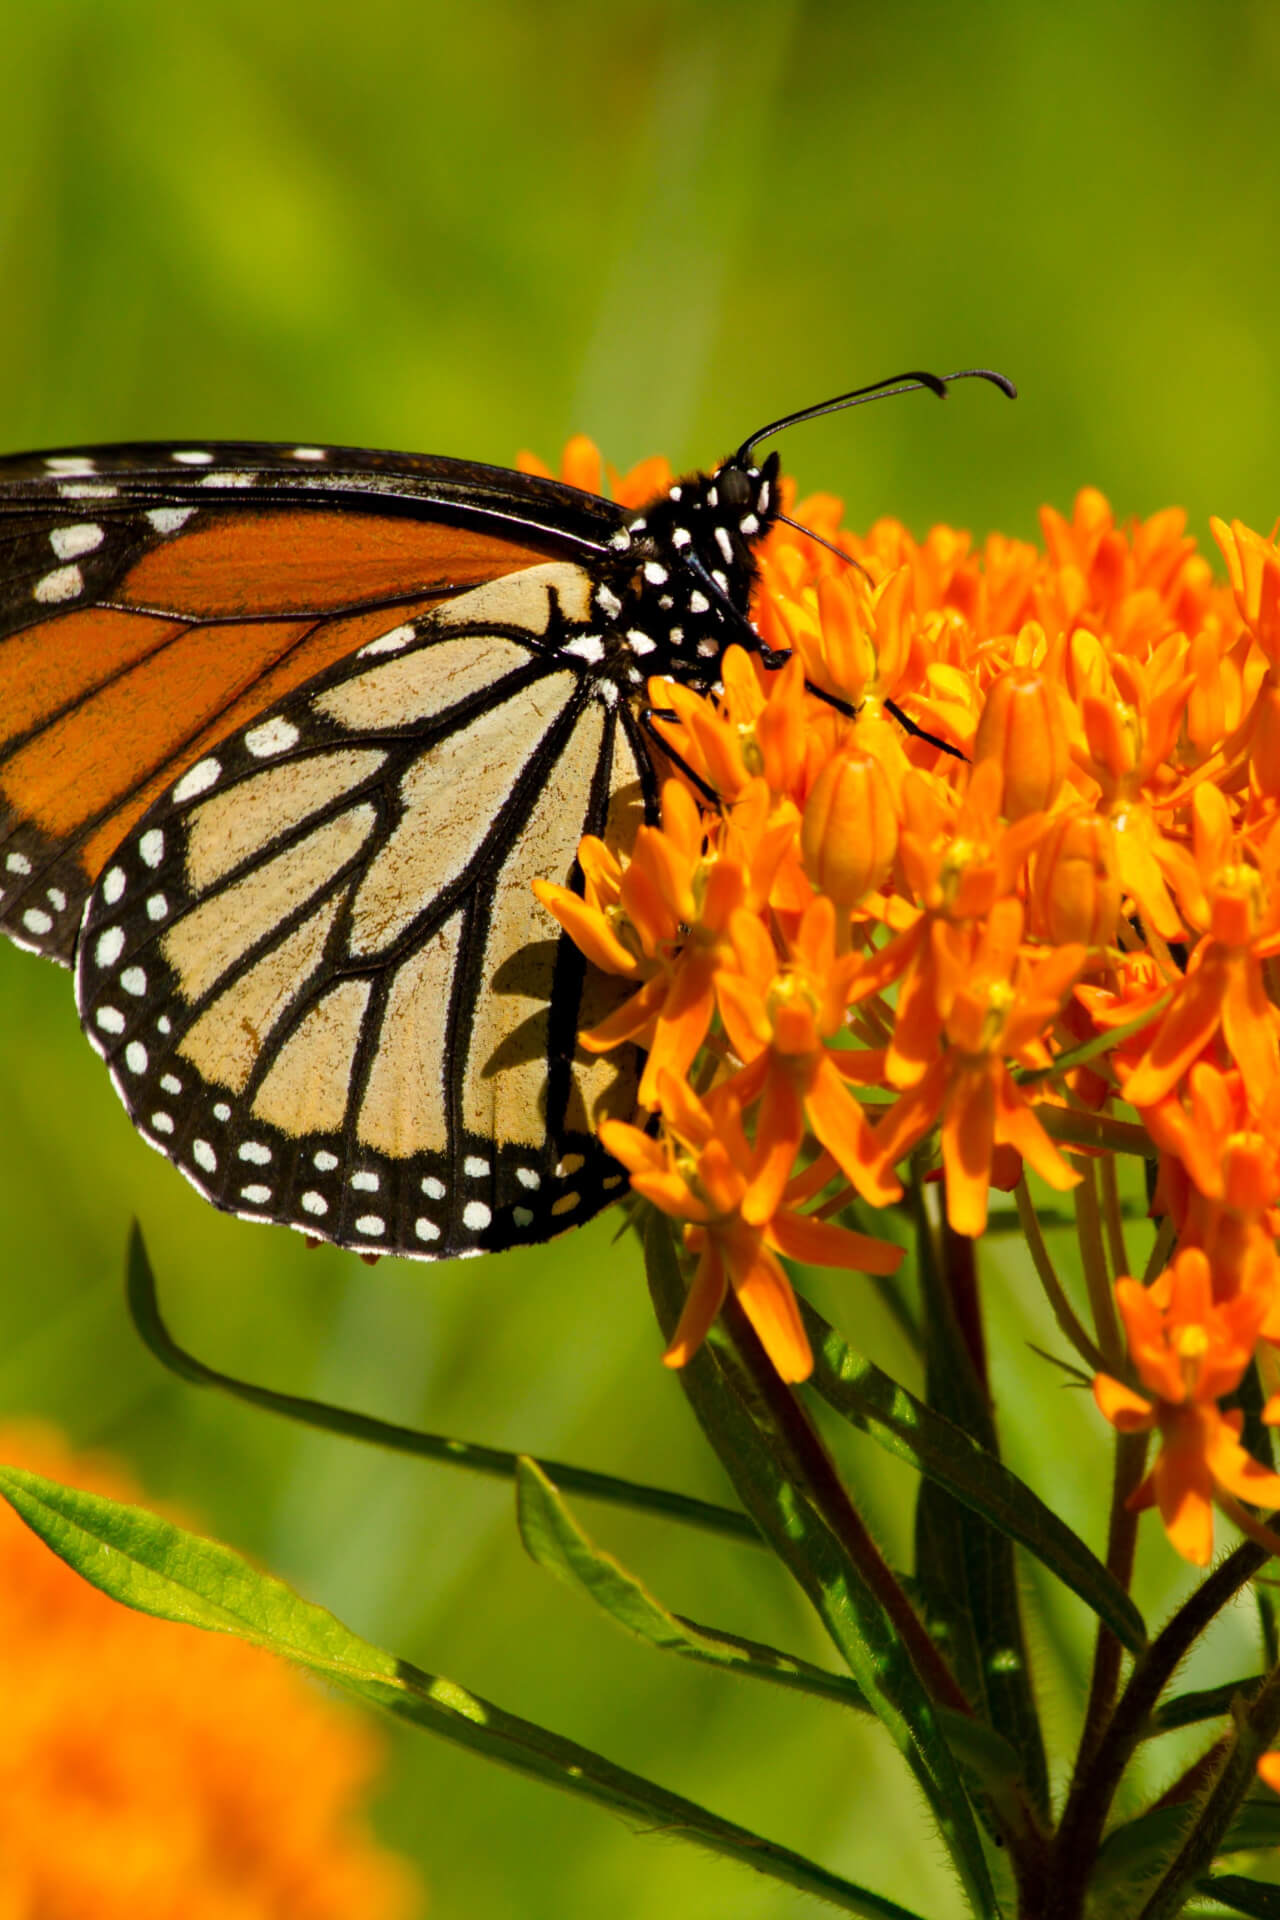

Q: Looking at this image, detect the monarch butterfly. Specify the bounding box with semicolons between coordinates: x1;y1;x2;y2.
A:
0;369;1012;1262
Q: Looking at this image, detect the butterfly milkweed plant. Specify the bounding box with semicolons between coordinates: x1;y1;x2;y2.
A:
10;436;1280;1920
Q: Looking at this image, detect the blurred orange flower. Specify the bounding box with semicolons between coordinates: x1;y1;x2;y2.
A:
0;1424;421;1920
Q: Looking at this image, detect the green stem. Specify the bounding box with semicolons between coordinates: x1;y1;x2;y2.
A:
1137;1662;1280;1920
1074;1427;1149;1777
1045;1532;1273;1920
715;1285;973;1717
1098;1153;1130;1285
1015;1176;1107;1374
1074;1164;1124;1372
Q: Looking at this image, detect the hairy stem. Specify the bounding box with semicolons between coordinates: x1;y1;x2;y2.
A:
1138;1659;1280;1919
1075;1427;1149;1776
1045;1532;1272;1920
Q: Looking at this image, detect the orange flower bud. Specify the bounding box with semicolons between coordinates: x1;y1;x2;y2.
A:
973;668;1069;818
1030;811;1121;948
800;748;898;905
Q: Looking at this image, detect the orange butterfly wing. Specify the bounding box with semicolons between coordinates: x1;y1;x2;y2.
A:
0;444;615;962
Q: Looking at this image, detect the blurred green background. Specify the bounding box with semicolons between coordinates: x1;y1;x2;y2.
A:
2;3;1279;1915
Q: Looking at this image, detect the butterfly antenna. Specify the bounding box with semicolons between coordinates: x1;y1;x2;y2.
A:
736;366;1016;464
777;512;874;584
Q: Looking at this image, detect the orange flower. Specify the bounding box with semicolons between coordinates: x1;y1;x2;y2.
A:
603;1074;902;1382
715;895;904;1220
871;899;1085;1236
0;1424;420;1919
1093;1248;1280;1565
1123;791;1280;1111
527;434;1280;1418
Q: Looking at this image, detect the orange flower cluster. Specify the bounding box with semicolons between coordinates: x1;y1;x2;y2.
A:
532;442;1280;1563
0;1423;421;1919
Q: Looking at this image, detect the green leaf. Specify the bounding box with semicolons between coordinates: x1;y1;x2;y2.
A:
1094;1797;1280;1898
910;1189;1049;1815
1145;1678;1264;1739
518;1456;1027;1805
516;1454;869;1710
1197;1874;1280;1917
799;1295;1147;1655
643;1212;1004;1920
126;1222;759;1547
0;1461;929;1920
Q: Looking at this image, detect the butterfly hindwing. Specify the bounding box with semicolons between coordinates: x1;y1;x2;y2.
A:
73;562;648;1259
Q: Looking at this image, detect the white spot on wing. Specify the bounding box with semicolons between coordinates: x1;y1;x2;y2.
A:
95;927;125;967
516;1167;540;1189
463;1200;491;1231
59;483;117;500
21;908;52;935
314;1149;339;1171
240;1184;272;1204
193;1140;217;1174
147;507;196;534
357;624;416;658
464;1156;490;1178
172;758;221;803
290;447;327;461
34;565;83;604
355;1214;385;1237
172;450;215;465
414;1218;440;1243
564;636;605;663
139;828;165;868
244;718;300;757
421;1175;446;1199
150;1112;175;1135
44;456;96;475
50;523;104;560
120;966;146;996
300;1190;328;1215
102;866;126;904
5;852;31;875
125;1040;148;1075
95;1005;125;1035
351;1171;379;1192
238;1142;272;1165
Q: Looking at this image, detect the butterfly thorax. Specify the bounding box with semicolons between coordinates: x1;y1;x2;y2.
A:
589;451;782;694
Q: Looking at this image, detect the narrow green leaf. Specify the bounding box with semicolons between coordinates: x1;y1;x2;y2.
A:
1094;1797;1280;1897
516;1454;869;1710
1145;1678;1263;1739
518;1455;1026;1802
644;1212;1004;1920
0;1462;928;1920
126;1222;759;1546
1197;1874;1280;1917
800;1296;1147;1654
910;1190;1049;1814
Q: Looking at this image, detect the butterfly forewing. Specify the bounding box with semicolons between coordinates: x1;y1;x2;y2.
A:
73;560;645;1259
0;442;619;964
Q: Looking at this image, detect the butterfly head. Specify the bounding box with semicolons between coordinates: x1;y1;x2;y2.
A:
602;450;782;690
